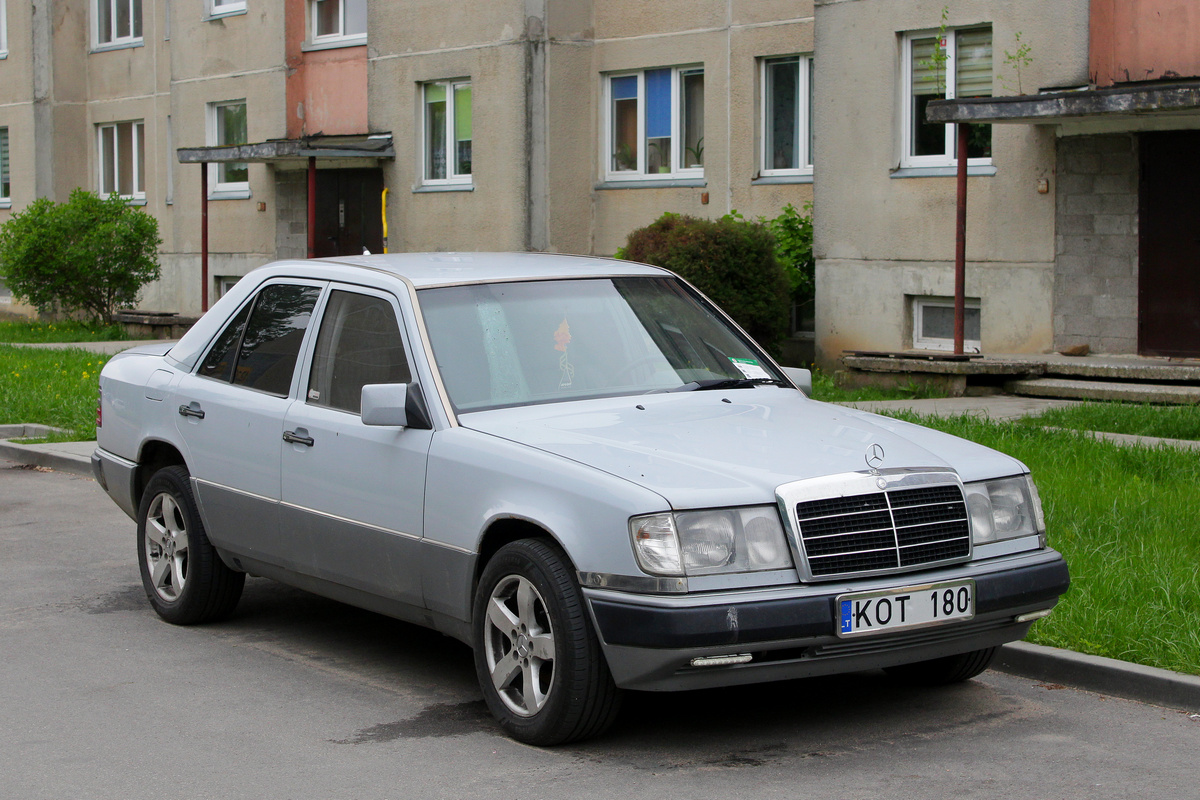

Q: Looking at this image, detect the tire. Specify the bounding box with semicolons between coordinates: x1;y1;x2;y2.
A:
136;465;245;625
884;646;999;686
472;539;622;745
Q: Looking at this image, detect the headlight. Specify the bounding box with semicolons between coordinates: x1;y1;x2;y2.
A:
964;475;1045;545
630;507;793;576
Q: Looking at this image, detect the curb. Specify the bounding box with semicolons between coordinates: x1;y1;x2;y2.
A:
0;438;95;479
996;641;1200;711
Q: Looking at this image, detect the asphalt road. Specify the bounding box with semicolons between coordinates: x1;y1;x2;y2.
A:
3;464;1199;800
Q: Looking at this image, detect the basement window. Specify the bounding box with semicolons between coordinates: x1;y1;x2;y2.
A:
912;296;981;352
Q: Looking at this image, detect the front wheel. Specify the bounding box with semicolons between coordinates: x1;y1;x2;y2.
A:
136;465;245;625
473;539;621;745
884;647;999;686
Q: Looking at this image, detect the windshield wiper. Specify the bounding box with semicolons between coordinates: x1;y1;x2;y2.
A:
667;377;787;392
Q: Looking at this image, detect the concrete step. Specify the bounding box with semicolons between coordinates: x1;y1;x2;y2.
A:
1006;377;1200;404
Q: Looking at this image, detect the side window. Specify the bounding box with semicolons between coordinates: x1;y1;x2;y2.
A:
307;291;410;414
197;283;321;394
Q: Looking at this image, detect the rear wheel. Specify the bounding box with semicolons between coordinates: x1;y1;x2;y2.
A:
473;539;621;745
885;647;999;686
137;466;245;625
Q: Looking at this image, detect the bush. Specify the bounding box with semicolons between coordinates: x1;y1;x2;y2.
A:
620;212;791;353
769;202;814;299
0;189;162;324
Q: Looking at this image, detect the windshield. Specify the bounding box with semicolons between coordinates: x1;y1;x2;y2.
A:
417;277;784;412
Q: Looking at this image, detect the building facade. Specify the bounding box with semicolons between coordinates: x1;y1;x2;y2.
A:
0;0;817;334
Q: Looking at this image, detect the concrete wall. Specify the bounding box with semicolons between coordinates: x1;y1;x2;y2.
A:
1053;134;1139;353
813;0;1090;367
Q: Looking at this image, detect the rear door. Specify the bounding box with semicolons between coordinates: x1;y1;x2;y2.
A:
279;285;432;606
173;280;324;569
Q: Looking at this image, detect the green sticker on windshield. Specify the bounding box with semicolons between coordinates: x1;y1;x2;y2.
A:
729;357;771;380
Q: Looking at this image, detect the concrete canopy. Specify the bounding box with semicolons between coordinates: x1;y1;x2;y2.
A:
926;81;1200;128
177;134;394;165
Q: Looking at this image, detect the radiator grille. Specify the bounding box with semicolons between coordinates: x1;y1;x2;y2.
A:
796;484;969;578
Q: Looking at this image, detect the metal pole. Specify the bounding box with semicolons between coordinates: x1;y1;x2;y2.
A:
307;156;317;259
954;124;968;355
201;163;209;312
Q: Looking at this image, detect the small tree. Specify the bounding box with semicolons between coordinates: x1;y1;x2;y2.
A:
0;189;162;323
620;212;791;354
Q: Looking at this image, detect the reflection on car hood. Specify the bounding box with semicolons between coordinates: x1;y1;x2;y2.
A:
459;389;1026;509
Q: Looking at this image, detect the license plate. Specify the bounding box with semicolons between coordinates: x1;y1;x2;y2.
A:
837;579;975;638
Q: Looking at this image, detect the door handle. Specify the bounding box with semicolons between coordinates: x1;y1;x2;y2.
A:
178;403;205;420
283;429;315;447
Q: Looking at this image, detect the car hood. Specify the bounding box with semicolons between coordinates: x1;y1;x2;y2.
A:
459;389;1026;509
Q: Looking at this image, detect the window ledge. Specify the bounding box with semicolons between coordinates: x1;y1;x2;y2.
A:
752;174;814;186
0;52;8;61
413;183;474;193
91;39;145;54
891;165;997;179
302;35;368;53
0;200;12;209
595;178;707;190
208;188;252;200
206;8;248;21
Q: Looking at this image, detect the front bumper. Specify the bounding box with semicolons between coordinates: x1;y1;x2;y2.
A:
585;549;1069;691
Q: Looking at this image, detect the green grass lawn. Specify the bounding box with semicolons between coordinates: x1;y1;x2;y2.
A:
0;345;110;440
1021;400;1200;441
890;412;1200;677
0;319;139;343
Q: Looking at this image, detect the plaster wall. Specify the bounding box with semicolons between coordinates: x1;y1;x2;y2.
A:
1091;0;1200;86
369;27;530;253
812;0;1089;366
0;0;33;104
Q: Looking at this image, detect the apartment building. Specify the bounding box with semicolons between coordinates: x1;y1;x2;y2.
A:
0;0;816;330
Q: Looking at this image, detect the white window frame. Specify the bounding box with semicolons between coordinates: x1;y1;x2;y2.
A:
602;65;704;182
913;296;981;352
209;0;246;19
760;55;813;178
420;79;473;187
309;0;366;46
207;100;250;198
94;0;143;49
0;127;11;207
900;26;992;169
1;0;9;59
97;120;146;201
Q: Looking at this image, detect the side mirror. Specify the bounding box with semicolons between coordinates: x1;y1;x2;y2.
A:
781;367;813;397
361;382;434;429
361;383;410;427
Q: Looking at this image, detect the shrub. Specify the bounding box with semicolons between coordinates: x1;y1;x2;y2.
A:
769;202;814;299
0;189;162;324
620;212;791;353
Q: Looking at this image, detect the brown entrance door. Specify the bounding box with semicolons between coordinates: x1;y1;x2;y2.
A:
313;169;385;258
1138;131;1200;357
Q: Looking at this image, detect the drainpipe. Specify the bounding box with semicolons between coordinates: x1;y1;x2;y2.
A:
307;156;317;258
953;124;968;355
201;163;209;312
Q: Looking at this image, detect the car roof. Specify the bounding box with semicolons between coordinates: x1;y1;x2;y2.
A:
311;252;670;288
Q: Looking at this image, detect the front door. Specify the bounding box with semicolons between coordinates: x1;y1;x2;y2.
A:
313;169;385;258
1139;131;1200;357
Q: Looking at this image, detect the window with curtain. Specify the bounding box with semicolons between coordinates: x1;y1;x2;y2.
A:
904;26;992;168
208;100;249;195
761;55;814;176
423;80;472;185
97;121;145;200
604;66;704;180
95;0;142;46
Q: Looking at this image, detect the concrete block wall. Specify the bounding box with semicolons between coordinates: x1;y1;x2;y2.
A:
274;171;308;261
1053;134;1139;354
